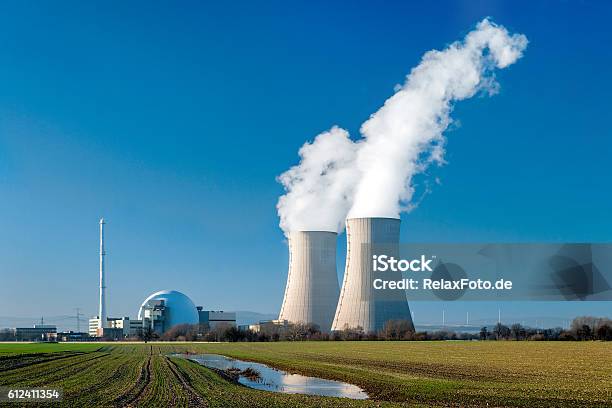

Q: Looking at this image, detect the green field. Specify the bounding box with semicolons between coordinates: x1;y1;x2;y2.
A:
0;341;610;407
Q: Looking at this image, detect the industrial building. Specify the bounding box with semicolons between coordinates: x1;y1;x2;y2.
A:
247;319;290;336
138;290;199;335
56;331;89;342
197;308;236;330
332;217;414;333
88;317;142;338
88;318;101;337
278;231;340;332
14;325;57;341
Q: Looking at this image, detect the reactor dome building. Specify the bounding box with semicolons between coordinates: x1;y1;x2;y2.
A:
138;290;199;334
278;231;340;332
332;217;414;333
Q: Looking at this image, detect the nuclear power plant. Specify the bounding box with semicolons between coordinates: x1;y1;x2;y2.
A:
91;213;414;337
278;231;339;332
278;218;414;333
332;217;414;332
89;218;236;339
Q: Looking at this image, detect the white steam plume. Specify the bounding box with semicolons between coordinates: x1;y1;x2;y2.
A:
277;126;359;233
278;19;527;233
349;19;527;218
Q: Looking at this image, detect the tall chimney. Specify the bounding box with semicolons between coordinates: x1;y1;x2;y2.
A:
278;231;339;332
98;218;107;329
332;217;413;333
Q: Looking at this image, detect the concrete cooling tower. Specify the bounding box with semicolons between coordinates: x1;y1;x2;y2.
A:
278;231;340;332
332;217;414;333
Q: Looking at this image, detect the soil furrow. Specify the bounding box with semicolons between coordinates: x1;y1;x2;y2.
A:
165;356;208;407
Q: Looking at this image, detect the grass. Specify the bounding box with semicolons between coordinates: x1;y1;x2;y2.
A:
0;342;100;355
0;341;610;407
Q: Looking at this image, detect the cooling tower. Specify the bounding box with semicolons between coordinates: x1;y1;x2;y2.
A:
278;231;340;332
332;217;414;333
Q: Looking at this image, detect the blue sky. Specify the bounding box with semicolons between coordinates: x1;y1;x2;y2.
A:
0;1;610;330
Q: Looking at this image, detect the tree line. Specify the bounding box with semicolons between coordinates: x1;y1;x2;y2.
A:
479;316;612;341
154;315;611;342
3;315;608;342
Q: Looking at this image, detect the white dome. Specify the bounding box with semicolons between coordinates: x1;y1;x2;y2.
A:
138;290;199;329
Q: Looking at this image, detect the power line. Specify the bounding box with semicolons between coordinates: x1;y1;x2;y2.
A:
74;308;84;332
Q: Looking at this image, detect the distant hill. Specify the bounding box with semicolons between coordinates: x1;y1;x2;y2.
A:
234;311;277;326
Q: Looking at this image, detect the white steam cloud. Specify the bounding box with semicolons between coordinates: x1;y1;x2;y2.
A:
277;126;358;233
277;19;528;233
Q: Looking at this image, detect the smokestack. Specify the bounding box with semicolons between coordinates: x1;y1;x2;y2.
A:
332;217;414;333
98;218;107;329
278;231;340;332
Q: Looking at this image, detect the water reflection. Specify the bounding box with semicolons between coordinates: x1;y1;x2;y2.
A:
179;353;368;399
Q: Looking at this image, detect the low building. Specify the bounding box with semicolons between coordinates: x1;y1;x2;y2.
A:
0;328;15;340
95;327;124;340
57;331;90;342
248;319;290;336
197;308;236;330
15;325;57;341
89;317;143;338
107;317;143;337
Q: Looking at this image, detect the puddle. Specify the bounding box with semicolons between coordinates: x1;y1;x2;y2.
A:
177;353;368;399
